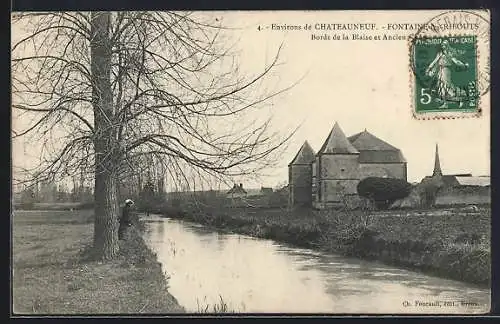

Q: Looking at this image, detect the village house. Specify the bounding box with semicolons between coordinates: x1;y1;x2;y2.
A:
390;144;490;209
227;183;248;199
289;122;407;209
425;144;491;207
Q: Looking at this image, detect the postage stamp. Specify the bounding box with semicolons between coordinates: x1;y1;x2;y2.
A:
413;36;478;113
409;10;490;119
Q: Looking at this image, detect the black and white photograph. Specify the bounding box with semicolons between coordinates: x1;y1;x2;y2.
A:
11;10;491;315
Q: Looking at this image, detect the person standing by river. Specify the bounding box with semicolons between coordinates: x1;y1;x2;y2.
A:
118;199;135;240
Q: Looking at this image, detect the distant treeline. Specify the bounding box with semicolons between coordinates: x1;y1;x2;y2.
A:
13;202;95;211
14;183;93;205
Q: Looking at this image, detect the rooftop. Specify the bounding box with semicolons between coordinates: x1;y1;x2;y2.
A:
289;141;316;166
348;130;399;151
455;176;490;187
348;130;406;163
357;150;407;163
422;174;491;187
317;122;359;155
227;184;247;195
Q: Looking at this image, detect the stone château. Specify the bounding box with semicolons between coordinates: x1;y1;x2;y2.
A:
288;122;407;209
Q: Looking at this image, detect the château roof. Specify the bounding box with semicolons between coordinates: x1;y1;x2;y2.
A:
294;124;406;163
347;129;406;163
348;130;399;151
289;141;316;166
357;150;407;163
318;122;359;155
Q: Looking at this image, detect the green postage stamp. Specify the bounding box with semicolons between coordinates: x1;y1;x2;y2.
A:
413;36;478;113
410;11;490;119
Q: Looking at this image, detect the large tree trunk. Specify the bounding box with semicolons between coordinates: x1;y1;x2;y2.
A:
93;170;119;259
91;12;120;259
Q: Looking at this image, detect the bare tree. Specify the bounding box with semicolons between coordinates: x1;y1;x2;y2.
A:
11;11;298;259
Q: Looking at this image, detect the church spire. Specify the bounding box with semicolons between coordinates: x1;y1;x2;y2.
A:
433;143;442;177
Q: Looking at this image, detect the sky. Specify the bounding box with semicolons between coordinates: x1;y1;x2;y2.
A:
11;10;491;190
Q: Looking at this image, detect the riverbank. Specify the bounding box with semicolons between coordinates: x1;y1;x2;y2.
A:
154;204;490;286
12;210;184;314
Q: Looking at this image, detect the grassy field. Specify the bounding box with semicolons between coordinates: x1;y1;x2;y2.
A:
354;208;491;285
12;210;184;315
156;203;491;285
369;209;490;247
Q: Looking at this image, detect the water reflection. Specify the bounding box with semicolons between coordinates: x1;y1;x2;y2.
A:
143;216;490;314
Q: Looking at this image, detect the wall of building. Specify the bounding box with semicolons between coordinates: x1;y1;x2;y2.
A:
319;179;359;202
312;160;318;202
435;186;491;206
358;163;407;180
312;194;371;210
299;153;409;209
317;154;359;204
289;164;313;206
319;154;360;179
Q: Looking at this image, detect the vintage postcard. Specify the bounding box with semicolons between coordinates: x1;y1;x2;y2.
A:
11;10;490;315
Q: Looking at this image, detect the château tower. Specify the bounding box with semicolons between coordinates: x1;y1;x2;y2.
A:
314;122;360;207
288;141;315;207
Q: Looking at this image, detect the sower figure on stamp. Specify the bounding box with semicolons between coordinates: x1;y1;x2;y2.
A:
425;40;469;109
118;199;135;240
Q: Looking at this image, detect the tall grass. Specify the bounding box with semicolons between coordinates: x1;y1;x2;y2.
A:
195;295;239;313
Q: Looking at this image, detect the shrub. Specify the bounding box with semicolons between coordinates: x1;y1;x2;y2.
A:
357;177;412;210
267;191;288;208
419;180;441;208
